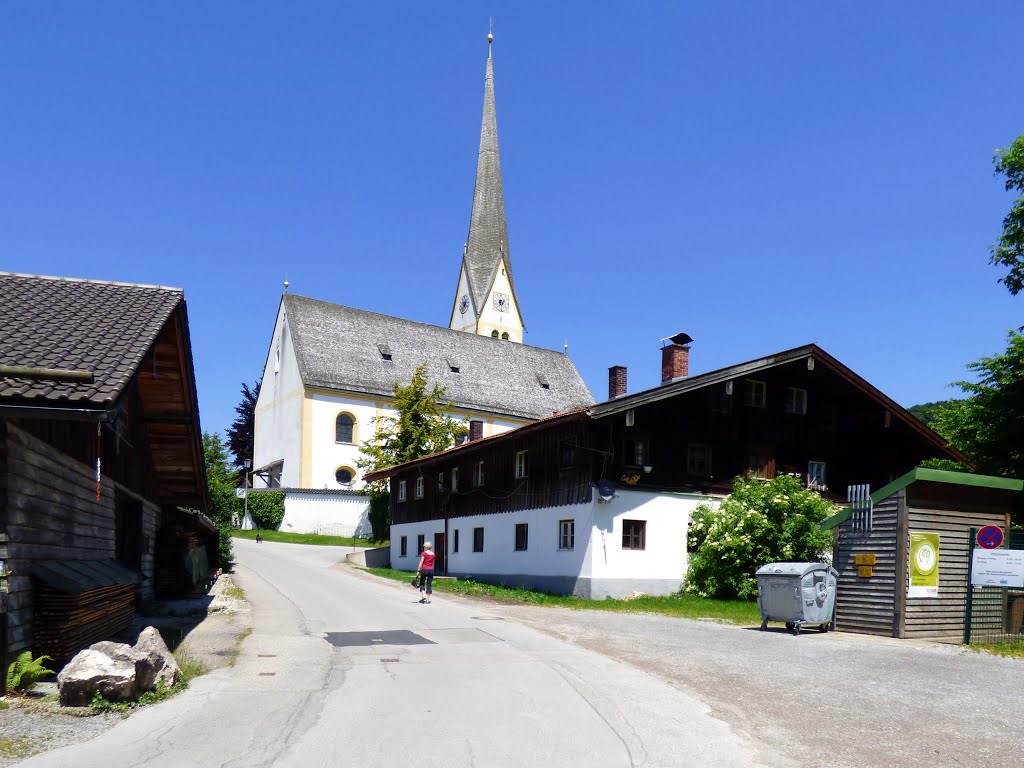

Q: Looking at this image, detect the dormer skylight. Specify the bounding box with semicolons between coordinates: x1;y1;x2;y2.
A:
446;356;460;374
536;373;550;390
377;343;393;362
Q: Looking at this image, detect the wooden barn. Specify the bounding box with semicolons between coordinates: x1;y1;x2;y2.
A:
0;271;213;664
821;468;1023;641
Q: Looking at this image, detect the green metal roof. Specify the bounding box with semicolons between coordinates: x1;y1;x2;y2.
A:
870;467;1022;504
818;468;1022;531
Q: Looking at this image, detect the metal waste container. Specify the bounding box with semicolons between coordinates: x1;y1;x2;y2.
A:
756;562;838;635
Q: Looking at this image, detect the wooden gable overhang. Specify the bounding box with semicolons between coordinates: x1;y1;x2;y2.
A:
134;301;208;513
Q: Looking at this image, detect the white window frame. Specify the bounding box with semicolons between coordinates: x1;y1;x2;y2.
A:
515;450;529;479
686;444;711;477
473;461;485;487
744;379;767;408
808;461;827;490
398;480;407;502
785;387;808;415
451;466;460;492
559;519;575;551
414;477;425;499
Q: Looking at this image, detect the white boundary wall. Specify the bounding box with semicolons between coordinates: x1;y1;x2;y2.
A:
279;492;372;538
390;488;714;599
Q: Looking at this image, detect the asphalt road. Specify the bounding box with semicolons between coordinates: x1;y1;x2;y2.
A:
19;541;1024;767
17;539;768;768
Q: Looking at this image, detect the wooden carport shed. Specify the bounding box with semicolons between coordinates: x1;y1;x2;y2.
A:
820;468;1023;641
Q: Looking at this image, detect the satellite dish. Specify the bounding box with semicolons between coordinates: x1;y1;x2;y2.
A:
598;480;617;502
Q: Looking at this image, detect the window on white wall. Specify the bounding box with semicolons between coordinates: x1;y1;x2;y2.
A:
335;467;355;486
453;529;459;553
336;413;355;443
559;520;575;550
400;536;407;557
622;520;646;550
473;527;484;552
515;523;528;551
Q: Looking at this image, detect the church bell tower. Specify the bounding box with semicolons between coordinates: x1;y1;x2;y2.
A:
449;33;524;343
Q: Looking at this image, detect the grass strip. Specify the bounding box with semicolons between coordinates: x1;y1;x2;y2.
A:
363;566;761;624
232;529;385;548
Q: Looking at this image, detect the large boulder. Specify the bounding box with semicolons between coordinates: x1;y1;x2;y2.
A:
133;626;179;692
58;648;137;706
57;626;181;707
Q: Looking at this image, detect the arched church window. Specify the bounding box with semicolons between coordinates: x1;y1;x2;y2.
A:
335;467;356;486
335;413;355;443
491;330;499;338
501;332;509;340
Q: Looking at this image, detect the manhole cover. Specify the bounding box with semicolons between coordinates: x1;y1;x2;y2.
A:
380;658;400;663
325;630;434;647
471;616;504;621
259;672;276;677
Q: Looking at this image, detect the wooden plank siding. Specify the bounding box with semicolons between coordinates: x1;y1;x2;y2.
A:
1;423;159;653
902;503;1008;641
834;495;901;636
391;421;594;525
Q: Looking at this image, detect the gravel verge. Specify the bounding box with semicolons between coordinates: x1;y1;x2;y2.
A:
0;573;252;767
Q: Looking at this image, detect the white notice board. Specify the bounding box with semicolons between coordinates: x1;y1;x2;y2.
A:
971;549;1024;588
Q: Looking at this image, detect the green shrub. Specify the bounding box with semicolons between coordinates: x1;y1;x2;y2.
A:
686;474;837;599
247;491;285;530
216;521;235;571
367;491;390;542
6;651;54;694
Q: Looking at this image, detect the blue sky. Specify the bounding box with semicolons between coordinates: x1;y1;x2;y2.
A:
3;3;1021;441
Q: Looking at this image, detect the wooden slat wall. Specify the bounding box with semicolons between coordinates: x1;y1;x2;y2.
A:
903;504;1008;640
1;423;159;653
834;496;900;636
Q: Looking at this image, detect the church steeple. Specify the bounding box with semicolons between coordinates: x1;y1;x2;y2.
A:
450;33;524;343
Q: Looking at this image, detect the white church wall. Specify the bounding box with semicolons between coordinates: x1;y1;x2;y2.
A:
309;392;383;490
254;306;304;488
475;258;523;342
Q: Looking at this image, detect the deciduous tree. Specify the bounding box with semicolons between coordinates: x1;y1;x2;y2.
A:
992;134;1024;295
357;363;467;540
203;431;240;569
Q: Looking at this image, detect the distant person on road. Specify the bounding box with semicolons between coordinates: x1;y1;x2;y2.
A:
416;542;436;603
256;533;263;544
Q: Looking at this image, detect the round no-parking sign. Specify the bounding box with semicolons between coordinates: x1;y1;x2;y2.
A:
977;525;1004;549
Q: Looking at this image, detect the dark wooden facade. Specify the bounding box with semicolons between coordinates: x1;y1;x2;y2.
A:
377;346;964;528
0;300;212;658
390;414;595;526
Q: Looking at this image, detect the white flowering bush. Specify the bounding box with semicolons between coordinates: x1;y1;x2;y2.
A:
686;473;837;599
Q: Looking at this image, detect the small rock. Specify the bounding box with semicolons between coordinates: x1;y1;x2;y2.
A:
133;626;179;693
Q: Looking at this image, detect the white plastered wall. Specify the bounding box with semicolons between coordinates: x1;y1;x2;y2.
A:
279;492;371;538
309;392;384;490
253;305;304;488
389;489;714;598
476;258;523;342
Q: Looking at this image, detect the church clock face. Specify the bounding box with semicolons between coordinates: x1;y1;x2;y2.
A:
493;292;509;312
459;294;470;315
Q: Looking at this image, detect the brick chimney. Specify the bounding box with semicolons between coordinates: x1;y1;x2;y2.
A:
608;365;627;399
468;419;484;442
661;342;690;383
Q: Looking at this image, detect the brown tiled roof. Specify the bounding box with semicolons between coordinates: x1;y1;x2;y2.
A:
0;272;183;408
